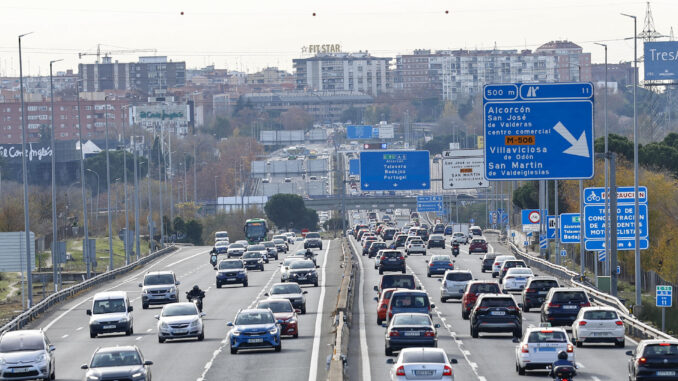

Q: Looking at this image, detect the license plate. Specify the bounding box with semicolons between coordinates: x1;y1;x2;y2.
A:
414;370;435;376
491;311;506;316
388;259;396;262
298;276;307;280
174;329;188;334
226;278;236;281
248;338;264;343
103;325;116;329
538;347;556;352
516;277;526;281
563;305;578;309
404;331;420;336
592;332;609;336
10;367;30;373
657;371;676;376
538;291;548;295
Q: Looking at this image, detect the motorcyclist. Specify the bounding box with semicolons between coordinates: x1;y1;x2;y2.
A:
186;285;205;312
451;242;460;256
209;251;218;267
550;350;576;378
304;248;317;265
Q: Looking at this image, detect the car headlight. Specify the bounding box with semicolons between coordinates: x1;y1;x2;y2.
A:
309;270;317;275
288;318;297;324
87;376;100;381
35;353;46;362
268;326;278;334
168;287;176;293
189;319;200;328
161;322;169;329
119;317;129;323
231;329;241;336
141;288;149;294
258;259;263;263
132;371;144;379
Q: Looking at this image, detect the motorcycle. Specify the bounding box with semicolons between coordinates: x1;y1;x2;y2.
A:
209;254;218;267
451;243;460;257
552;365;576;381
186;292;204;312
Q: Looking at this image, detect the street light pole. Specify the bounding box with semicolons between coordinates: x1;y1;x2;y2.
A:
86;169;100;220
193;142;197;203
595;42;609;276
133;137;141;261
104;96;113;270
76;79;91;279
214;175;220;205
621;12;641;310
121;106;130;265
18;32;34;307
49;58;62;292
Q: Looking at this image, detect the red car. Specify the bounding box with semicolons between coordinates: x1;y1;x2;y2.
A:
256;298;300;338
469;237;488;253
376;288;398;325
460;281;501;320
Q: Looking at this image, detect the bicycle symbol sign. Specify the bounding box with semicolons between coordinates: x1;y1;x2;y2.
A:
586;193;601;202
528;211;541;224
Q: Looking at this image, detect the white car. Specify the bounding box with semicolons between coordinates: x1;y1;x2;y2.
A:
0;330;56;381
492;255;516;278
87;291;134;338
502;268;535;291
451;232;468;244
374;251;384;269
226;243;246;258
405;239;426;255
439;270;473;302
515;327;574;375
571;306;625;347
386;347;457;380
156;302;205;343
280;257;303;282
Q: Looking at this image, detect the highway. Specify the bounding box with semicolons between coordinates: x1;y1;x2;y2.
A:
25;240;342;381
347;227;632;381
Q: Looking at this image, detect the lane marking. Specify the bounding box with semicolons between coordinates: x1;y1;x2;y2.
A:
135;336;142;341
307;241;331;381
165;249;209;268
76;327;83;331
354;238;372;381
61;334;68;339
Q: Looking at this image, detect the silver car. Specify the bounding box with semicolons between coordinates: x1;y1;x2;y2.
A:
81;345;152;381
439;270;473;302
156;302;205;343
386;347;457;380
0;330;55;381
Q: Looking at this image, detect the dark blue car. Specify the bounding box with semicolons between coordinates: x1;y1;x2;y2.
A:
215;259;248;288
383;313;439;356
387;290;434;323
426;255;455;277
228;309;281;354
444;225;453;235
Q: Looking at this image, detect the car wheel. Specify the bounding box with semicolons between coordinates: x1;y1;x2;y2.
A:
576;339;583;348
216;283;222;289
616;339;625;348
142;303;149;309
461;310;469;320
230;347;237;354
491;274;497;278
522;305;529;312
379;268;383;275
377;317;382;325
243;280;248;287
158;337;165;343
427;272;431;278
442;245;445;249
301;305;306;314
319;246;322;250
471;325;479;338
385;344;393;356
89;330;97;339
401;268;406;274
260;266;265;271
198;331;205;341
50;365;55;381
275;343;282;352
441;297;447;303
513;328;522;339
293;332;298;338
314;281;318;287
517;363;526;375
125;326;132;336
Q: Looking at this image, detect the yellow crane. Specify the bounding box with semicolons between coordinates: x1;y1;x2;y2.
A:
78;44;157;63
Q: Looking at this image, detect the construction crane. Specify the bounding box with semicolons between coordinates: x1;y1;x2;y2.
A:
78;44;157;63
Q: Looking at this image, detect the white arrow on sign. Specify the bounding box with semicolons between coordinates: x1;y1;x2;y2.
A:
553;121;589;158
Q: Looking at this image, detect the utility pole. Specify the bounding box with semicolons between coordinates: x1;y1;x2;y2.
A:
193;142;197;203
121;106;130;265
133;137;141;260
104;96;113;271
76;79;90;279
49;58;62;292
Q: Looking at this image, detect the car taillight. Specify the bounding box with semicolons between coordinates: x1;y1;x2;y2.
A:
567;344;574;353
449;263;454;266
506;276;514;280
615;320;624;326
443;365;452;376
524;288;534;293
580;302;591;307
506;306;518;311
638;357;647;365
578;321;587;326
399;256;405;260
389;311;393;317
548;303;561;308
424;331;436;337
389;331;400;337
429;262;434;267
521;344;529;353
396;365;406;376
494;262;500;266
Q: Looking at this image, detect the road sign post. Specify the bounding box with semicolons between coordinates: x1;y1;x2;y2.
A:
584;186;648;251
657;285;672;332
441;149;488;189
360;151;430;191
521;209;542;233
483;83;595;180
417;196;443;213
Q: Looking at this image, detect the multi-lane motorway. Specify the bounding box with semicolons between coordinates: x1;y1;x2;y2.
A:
347;225;633;381
24;240;342;381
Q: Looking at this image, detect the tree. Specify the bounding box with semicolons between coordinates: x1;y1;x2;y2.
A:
264;194;307;229
185;219;203;245
281;107;313;130
323;217;347;231
512;182;539;210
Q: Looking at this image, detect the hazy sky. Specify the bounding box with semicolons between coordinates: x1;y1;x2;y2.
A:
0;0;675;77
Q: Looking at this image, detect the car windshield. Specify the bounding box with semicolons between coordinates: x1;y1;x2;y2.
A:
446;272;473;281
409;240;423;245
90;350;142;367
92;299;126;314
527;330;568;343
271;284;302;294
472;239;485;244
0;335;44;352
552;291;587;303
583;310;618;320
162;304;198;317
235;311;275;325
381;276;415;289
248;245;265;251
644;344;678;356
306;233;320;239
283;258;301;266
144;274;174;285
391;294;428;308
431;256;451;263
215;242;228;247
430;236;443;240
229;244;244;249
273;239;285;244
508;269;533;275
257;301;293;313
382;251;401;259
242;252;261;259
479;298;516;308
289;261;315;269
215;233;228;239
393;314;431;326
262;242;274;247
219;261;243;269
401;351;446;364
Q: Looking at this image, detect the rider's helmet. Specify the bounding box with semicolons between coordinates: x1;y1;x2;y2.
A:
193;285;200;292
557;350;568;360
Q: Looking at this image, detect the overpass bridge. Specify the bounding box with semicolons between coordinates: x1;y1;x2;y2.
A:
303;193;507;212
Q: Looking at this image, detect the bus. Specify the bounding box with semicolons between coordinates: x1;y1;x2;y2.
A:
244;218;268;244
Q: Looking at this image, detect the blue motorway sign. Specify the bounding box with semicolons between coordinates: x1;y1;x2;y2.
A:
560;249;567;257
584;186;649;251
349;159;360;176
585;238;649;251
644;41;678;81
483;82;594;180
656;285;673;308
539;237;548;249
347;125;375;139
360;151;430;191
598;251;606;262
521;209;544;232
417;196;443;213
547;215;556;239
559;213;581;243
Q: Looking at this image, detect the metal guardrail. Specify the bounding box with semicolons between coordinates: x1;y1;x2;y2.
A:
0;245;178;334
328;239;355;381
490;230;673;341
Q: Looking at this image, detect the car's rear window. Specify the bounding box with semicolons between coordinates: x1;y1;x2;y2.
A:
306;233;320;239
479;298;516;308
431;256;450;263
382;251;401;258
583;310;618;320
391;294;429;308
470;283;500;293
530;280;558;288
552;291;588;303
382;276;415;289
446;272;473;282
643;344;678;357
402;351;446;364
472;239;486;244
527;330;568;343
392;314;431;326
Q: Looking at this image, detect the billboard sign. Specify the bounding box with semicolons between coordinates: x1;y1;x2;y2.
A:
644;41;678;81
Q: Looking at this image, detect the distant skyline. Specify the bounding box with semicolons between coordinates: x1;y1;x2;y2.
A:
0;0;675;77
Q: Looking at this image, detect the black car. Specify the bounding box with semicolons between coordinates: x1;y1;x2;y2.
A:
381;228;397;241
368;242;388;258
393;234;408;249
241;252;265;271
426;234;445;249
470;294;522;338
540;288;590;326
304;232;323;249
286;260;319;286
415;228;430;242
432;224;445;234
378;250;406;274
627;340;678;381
215;259;248;288
480;254;497;273
384;313;439;356
521;277;559;312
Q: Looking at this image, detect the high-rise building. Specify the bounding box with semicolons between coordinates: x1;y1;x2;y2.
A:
78;56;186;96
293;52;391;96
393;49;446;96
535;40;591;82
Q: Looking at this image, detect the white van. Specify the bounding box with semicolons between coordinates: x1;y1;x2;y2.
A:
215;231;229;243
86;291;133;338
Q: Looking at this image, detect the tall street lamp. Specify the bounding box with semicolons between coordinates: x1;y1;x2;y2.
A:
75;78;91;278
103;96;114;271
121;105;130;265
594;42;610;277
86;168;100;220
18;32;34;307
49;58;63;292
621;12;641;310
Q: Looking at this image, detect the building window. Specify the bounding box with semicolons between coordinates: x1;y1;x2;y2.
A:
27;106;37;111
